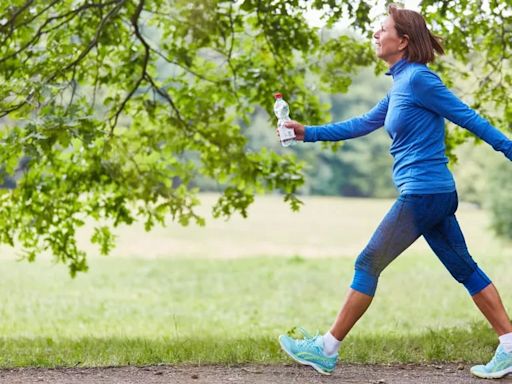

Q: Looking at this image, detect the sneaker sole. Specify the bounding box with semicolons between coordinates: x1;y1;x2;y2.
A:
470;366;512;379
278;337;333;375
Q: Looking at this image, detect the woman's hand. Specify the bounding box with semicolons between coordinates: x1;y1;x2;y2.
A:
275;120;305;142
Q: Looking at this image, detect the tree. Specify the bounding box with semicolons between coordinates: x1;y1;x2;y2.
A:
0;0;510;275
0;0;376;275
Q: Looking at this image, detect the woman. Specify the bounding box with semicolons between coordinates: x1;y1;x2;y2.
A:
278;4;512;380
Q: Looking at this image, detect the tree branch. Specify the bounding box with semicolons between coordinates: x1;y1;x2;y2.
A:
256;0;286;73
0;1;121;64
0;12;59;65
66;67;78;112
0;1;126;119
0;100;31;118
0;0;59;46
109;0;149;133
49;0;127;82
144;73;187;129
0;0;36;33
149;46;221;84
91;49;101;110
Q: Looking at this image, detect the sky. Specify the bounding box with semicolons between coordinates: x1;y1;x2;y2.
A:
305;0;422;28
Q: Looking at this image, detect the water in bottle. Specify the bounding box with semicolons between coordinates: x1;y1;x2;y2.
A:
273;93;295;147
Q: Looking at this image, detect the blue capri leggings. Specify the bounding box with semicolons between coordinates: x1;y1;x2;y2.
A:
351;191;491;297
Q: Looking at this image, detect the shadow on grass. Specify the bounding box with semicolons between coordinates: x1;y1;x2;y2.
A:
0;321;498;368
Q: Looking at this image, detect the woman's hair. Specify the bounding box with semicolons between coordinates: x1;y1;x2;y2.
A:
388;4;444;64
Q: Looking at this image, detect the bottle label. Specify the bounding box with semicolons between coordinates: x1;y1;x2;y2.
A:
278;121;295;141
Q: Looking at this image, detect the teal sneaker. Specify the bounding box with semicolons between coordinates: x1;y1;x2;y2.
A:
278;329;337;375
470;344;512;379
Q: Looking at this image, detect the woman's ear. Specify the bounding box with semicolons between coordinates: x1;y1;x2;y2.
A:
399;34;409;51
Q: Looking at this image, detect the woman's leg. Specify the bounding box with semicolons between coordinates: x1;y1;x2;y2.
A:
279;192;457;374
422;214;512;335
329;288;373;341
472;284;512;336
330;193;450;340
422;207;512;378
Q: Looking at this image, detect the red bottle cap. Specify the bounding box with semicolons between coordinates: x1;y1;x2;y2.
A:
273;92;283;99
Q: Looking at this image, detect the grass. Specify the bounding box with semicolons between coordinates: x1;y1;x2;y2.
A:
0;195;511;367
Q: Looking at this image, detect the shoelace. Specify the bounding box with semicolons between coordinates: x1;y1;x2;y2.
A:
296;327;321;350
297;327;319;339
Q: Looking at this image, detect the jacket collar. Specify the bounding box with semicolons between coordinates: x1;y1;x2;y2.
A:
385;58;409;77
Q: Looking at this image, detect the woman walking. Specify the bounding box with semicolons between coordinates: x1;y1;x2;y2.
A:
278;4;512;379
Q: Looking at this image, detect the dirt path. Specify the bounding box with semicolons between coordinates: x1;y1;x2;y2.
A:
2;363;512;384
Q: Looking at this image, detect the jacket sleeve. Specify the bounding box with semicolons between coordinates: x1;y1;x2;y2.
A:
304;95;389;142
410;69;512;161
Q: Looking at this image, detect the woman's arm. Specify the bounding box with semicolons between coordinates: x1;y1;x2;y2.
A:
300;95;389;142
410;70;512;160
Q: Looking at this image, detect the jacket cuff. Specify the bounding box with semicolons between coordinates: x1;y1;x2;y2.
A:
507;145;512;161
304;126;317;142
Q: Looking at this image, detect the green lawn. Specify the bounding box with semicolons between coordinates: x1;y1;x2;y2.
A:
0;195;511;367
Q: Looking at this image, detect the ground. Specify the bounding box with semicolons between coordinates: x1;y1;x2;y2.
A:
2;364;512;384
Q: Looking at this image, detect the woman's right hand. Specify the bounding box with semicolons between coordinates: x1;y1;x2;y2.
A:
280;120;305;141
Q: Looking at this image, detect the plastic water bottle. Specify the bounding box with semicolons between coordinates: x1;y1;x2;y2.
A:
273;93;295;147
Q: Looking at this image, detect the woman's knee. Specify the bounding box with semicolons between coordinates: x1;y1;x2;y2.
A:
350;268;379;297
355;248;386;277
461;266;492;296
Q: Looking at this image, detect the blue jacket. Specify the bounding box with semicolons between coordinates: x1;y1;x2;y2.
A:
304;59;512;194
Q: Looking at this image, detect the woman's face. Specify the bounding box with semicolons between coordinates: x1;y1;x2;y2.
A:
373;15;407;65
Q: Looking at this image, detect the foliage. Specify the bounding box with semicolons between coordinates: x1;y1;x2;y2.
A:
307;69;395;198
420;0;512;161
452;142;512;240
0;0;511;274
237;67;395;198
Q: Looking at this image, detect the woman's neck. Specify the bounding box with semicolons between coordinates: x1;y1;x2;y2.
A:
386;54;405;67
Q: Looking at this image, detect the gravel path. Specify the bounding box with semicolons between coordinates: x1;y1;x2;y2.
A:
2;363;512;384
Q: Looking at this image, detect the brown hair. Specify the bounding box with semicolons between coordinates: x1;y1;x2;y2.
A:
388;3;444;64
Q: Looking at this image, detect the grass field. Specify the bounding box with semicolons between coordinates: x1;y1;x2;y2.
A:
0;194;511;367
